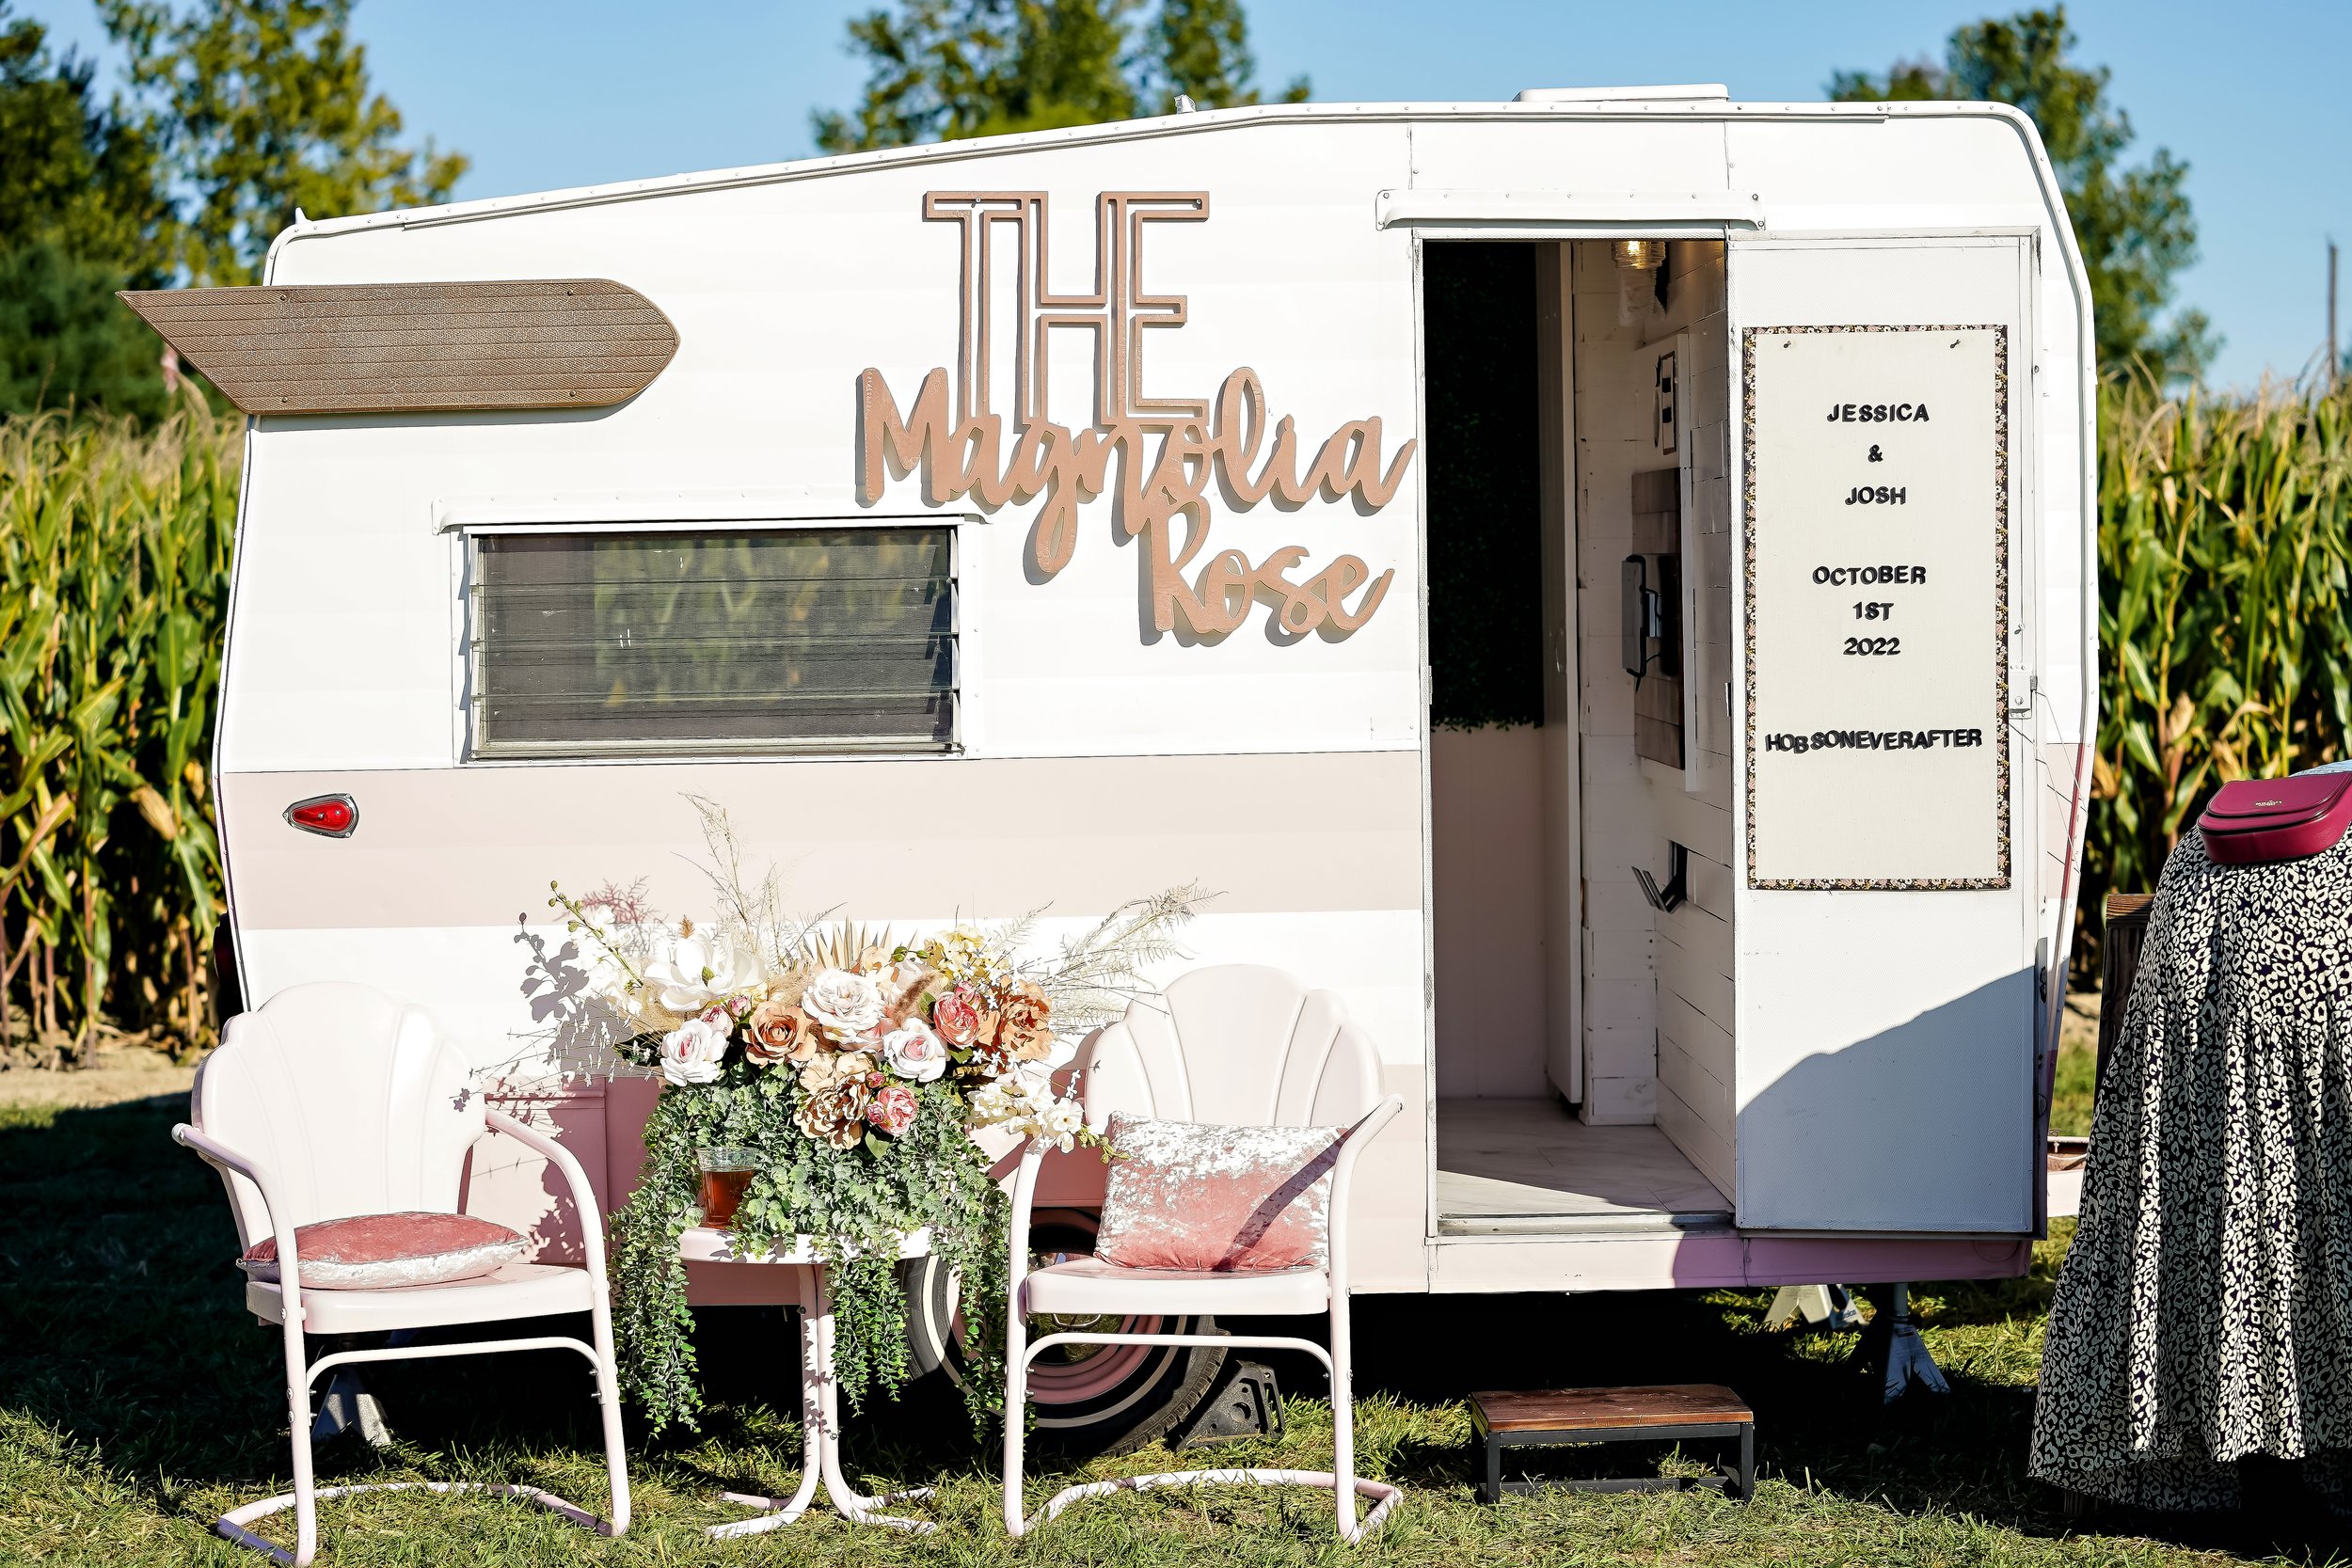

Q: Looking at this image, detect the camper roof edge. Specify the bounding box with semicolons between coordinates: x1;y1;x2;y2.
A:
1512;84;1729;103
255;98;2025;264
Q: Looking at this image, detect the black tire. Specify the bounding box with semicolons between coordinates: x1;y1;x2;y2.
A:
899;1207;1229;1455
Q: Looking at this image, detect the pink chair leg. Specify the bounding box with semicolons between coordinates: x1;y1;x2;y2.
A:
1003;1291;1029;1536
587;1280;632;1535
1331;1294;1359;1541
215;1310;628;1564
280;1314;318;1567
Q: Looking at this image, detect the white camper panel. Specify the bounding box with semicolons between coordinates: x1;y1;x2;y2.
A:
1727;235;2040;1233
209;97;2096;1295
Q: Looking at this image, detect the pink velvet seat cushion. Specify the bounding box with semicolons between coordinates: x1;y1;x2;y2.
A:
238;1212;529;1289
1092;1115;1343;1273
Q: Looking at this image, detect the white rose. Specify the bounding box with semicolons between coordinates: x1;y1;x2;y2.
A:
643;926;752;1014
659;1017;729;1085
880;1020;948;1083
802;967;886;1043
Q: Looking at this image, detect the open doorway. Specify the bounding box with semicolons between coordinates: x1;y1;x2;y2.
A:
1424;238;1738;1236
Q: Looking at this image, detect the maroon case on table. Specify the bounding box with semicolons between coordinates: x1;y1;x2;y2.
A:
2196;773;2352;864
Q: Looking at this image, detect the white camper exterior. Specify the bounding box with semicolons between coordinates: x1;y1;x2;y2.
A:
207;90;2096;1314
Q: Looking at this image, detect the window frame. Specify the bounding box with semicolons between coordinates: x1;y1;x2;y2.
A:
455;516;967;765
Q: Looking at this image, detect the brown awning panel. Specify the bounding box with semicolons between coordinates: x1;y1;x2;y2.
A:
118;278;679;415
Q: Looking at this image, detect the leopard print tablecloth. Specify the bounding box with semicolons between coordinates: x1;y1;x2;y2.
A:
2028;826;2352;1509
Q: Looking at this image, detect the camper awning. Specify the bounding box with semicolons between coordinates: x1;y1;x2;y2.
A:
118;278;679;416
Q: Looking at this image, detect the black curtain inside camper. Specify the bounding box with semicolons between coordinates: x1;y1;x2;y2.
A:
1422;242;1543;730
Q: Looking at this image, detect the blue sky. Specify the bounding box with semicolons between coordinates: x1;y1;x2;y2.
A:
23;0;2347;389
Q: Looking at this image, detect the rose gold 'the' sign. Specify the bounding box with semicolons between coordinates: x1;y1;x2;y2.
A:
856;191;1415;640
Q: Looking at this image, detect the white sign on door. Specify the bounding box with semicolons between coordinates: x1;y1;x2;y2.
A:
1743;325;2010;889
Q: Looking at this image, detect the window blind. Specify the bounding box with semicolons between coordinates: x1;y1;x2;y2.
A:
470;529;956;757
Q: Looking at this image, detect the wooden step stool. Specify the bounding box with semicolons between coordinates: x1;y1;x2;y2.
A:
1469;1385;1755;1503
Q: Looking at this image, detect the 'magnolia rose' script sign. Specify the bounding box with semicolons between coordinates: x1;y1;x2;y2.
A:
857;191;1416;638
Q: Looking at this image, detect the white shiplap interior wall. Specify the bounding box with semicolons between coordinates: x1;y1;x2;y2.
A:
1573;241;1738;1196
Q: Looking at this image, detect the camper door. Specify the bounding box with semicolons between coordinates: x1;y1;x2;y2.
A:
1728;234;2037;1234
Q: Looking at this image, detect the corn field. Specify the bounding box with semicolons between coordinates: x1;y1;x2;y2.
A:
0;402;238;1062
0;372;2341;1055
2088;375;2352;968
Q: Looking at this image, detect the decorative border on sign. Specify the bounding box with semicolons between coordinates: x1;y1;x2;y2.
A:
1740;324;2011;891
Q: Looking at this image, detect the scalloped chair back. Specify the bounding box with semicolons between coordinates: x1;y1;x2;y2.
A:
192;980;481;1251
1078;964;1381;1130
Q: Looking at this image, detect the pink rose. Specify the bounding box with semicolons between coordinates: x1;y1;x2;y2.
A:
931;990;979;1048
867;1083;918;1136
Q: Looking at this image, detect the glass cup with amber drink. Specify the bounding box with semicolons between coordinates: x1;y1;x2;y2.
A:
695;1147;758;1229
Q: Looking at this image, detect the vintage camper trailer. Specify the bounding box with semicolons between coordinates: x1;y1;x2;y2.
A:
152;84;2096;1441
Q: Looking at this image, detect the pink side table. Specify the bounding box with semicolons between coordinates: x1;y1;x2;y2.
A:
678;1227;938;1538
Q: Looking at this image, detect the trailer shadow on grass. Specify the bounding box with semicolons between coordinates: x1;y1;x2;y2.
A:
5;1091;2348;1564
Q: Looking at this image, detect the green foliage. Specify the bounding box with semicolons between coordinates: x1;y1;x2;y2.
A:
1423;243;1543;731
2047;1006;2098;1137
0;243;173;421
0;2;174;282
0;0;465;419
97;0;468;286
609;1056;1009;1435
0;403;237;1056
1830;6;2210;381
1146;0;1307;110
814;0;1305;153
2082;374;2352;971
0;3;178;420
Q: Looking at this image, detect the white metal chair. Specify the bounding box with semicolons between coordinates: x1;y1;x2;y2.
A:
175;981;629;1566
1003;964;1405;1542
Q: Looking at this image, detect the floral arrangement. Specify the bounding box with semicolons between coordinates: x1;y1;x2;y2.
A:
544;799;1208;1432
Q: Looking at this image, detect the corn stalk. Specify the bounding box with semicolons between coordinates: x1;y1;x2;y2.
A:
0;400;238;1060
1;373;2346;1031
2087;374;2352;974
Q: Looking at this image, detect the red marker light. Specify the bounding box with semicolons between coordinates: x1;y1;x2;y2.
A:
284;794;358;838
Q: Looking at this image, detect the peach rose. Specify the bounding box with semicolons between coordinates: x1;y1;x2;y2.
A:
744;997;821;1067
996;981;1057;1062
799;1050;877;1094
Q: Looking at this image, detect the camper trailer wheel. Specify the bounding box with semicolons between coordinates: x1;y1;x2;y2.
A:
898;1207;1230;1455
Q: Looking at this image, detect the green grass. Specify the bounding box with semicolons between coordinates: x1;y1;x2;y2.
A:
1;1092;2338;1565
2050;994;2103;1139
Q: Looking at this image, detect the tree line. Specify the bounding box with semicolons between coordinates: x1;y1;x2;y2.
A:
0;0;2242;1047
1;0;464;420
0;1;2210;423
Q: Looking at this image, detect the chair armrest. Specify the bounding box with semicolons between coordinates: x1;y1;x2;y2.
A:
1006;1138;1051;1292
1327;1095;1404;1290
485;1106;611;1282
173;1122;311;1318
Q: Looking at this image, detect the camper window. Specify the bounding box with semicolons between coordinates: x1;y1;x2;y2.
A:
468;528;957;758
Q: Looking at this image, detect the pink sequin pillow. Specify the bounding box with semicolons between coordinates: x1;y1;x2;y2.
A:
238;1212;528;1290
1093;1115;1343;1272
